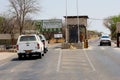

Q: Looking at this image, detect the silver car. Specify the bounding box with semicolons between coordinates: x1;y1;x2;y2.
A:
100;35;111;46
39;34;48;53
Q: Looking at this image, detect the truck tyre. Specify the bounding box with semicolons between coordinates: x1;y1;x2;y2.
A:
38;53;42;59
42;53;44;56
44;50;46;53
18;54;22;60
109;43;111;46
44;48;47;53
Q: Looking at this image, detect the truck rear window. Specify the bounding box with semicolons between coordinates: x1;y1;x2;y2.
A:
20;36;36;41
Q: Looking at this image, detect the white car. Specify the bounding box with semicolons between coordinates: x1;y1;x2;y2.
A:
38;34;48;53
100;35;111;46
16;34;44;59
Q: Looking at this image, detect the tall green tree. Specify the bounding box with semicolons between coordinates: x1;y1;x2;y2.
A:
35;20;43;32
104;15;120;39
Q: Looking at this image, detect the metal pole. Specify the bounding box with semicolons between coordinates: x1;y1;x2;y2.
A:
76;0;80;43
65;0;68;43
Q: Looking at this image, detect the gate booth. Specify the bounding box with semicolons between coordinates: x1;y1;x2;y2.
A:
117;33;120;47
62;16;89;49
116;22;120;47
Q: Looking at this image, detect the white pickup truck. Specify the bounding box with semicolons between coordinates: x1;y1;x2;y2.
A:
16;34;44;59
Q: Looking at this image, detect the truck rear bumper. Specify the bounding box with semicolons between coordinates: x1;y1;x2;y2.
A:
18;52;41;55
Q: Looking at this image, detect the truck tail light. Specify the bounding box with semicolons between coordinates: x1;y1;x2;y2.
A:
16;45;19;50
37;43;40;49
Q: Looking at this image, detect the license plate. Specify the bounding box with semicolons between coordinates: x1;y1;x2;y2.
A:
25;50;32;53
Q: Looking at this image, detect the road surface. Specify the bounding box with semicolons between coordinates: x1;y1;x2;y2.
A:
0;39;120;80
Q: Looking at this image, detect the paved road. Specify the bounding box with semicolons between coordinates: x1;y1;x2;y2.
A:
0;40;120;80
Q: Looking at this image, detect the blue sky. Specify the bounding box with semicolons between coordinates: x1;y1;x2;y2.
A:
0;0;120;34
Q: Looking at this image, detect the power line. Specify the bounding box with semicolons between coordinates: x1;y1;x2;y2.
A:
88;18;111;21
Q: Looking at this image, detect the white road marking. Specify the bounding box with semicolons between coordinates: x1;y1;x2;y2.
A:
83;49;96;72
56;50;62;72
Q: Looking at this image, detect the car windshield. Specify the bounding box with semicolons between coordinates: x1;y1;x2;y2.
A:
39;36;43;40
101;36;109;38
39;35;46;40
20;36;36;41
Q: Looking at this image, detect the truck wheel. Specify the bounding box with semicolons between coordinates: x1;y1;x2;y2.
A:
18;54;22;60
42;53;44;56
38;53;42;59
44;50;47;53
44;48;47;53
109;43;111;46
